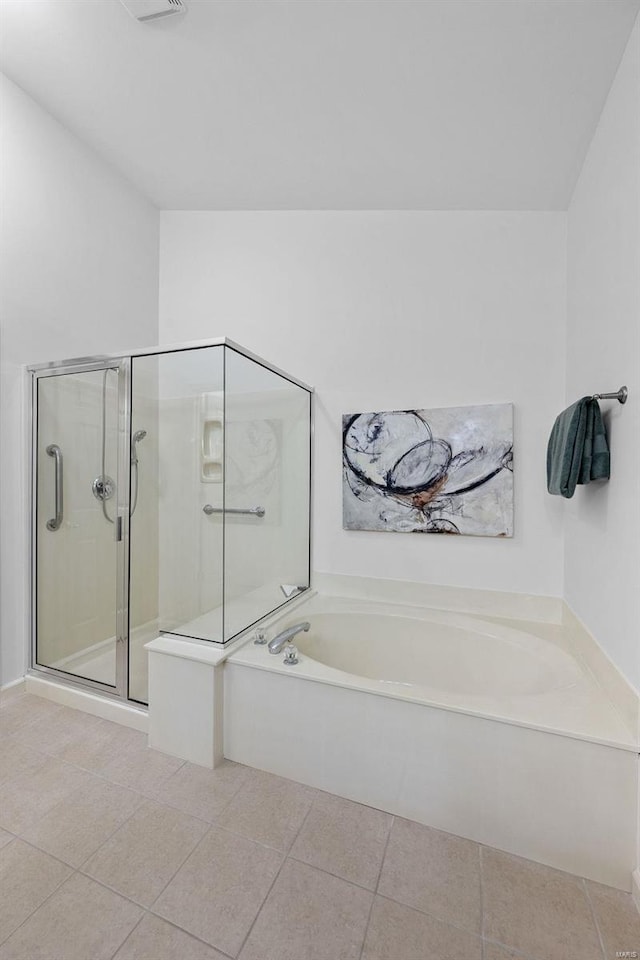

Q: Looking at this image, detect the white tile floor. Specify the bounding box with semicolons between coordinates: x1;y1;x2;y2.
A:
0;693;637;960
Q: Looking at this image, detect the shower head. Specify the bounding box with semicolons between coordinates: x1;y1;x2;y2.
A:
131;429;147;464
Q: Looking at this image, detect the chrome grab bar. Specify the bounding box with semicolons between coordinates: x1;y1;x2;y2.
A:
46;444;63;531
203;504;265;518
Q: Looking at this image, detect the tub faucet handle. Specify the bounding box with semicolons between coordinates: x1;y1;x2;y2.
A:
283;644;299;666
253;629;267;645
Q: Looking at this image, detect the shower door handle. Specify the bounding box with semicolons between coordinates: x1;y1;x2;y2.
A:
45;444;63;531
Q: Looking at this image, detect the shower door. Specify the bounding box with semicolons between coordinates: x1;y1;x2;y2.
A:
33;361;131;696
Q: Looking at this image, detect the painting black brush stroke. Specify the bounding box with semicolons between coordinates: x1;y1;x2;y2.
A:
342;404;514;537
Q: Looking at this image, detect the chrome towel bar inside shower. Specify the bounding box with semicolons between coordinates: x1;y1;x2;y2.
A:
203;504;266;518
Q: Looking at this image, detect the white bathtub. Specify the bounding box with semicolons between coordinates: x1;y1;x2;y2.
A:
224;593;637;889
293;609;580;700
227;596;632;744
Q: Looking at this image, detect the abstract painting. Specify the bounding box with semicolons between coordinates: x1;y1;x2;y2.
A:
343;404;513;537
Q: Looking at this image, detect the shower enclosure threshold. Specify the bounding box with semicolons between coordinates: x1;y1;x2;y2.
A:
25;673;149;732
48;620;158;692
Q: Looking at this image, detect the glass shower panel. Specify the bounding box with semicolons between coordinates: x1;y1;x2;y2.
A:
223;347;311;641
35;369;120;687
129;345;225;659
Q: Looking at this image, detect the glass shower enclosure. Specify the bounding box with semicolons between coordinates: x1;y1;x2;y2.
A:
30;339;312;706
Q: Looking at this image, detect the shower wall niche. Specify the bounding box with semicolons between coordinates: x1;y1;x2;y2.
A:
31;340;312;707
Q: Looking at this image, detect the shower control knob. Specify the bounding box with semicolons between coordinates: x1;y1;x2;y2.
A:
92;476;116;502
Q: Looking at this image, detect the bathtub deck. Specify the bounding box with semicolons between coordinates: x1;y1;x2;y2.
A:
227;594;636;752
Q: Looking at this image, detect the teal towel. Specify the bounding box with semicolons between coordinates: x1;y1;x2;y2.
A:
547;398;610;498
578;400;610;485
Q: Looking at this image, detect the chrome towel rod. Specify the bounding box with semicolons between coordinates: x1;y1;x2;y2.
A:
203;504;266;518
592;385;628;404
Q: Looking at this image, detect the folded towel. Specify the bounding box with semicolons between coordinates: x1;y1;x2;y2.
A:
547;397;610;498
578;399;610;485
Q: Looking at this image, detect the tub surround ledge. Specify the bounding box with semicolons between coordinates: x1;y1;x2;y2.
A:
313;572;564;624
562;601;639;741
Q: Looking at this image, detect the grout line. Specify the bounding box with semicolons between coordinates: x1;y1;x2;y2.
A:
374;892;484;943
481;937;539;960
220;847;288;959
582;878;608;960
106;911;146;960
17;836;93;874
210;818;301;855
12;777;150;872
3;705;105;753
5;706;182;780
204;773;319;858
374;814;394;895
1;730;51;759
283;788;318;855
133;793;219;830
144;821;216;911
76;870;151;911
73;793;156;873
358;890;378;960
0;849;77;949
131;912;236;960
287;852;379;896
150;763;252;827
231;796;318;959
45;746;187;800
78;817;215;913
0;742;63;792
357;814;395;960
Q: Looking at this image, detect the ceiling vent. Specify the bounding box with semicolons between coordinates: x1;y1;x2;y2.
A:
119;0;186;23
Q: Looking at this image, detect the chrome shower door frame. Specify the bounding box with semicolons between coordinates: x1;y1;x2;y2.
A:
29;357;133;702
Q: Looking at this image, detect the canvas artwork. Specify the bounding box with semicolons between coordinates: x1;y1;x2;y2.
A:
342;404;513;537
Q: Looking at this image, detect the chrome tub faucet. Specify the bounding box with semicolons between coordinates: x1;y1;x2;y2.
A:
268;621;310;655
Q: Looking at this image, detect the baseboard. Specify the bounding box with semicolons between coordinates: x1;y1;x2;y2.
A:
25;674;148;732
312;572;564;624
0;678;26;699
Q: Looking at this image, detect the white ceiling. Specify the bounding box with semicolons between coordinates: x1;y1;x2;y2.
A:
1;0;638;210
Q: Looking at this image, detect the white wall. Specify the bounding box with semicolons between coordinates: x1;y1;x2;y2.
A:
0;74;159;686
160;211;566;600
566;17;640;694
